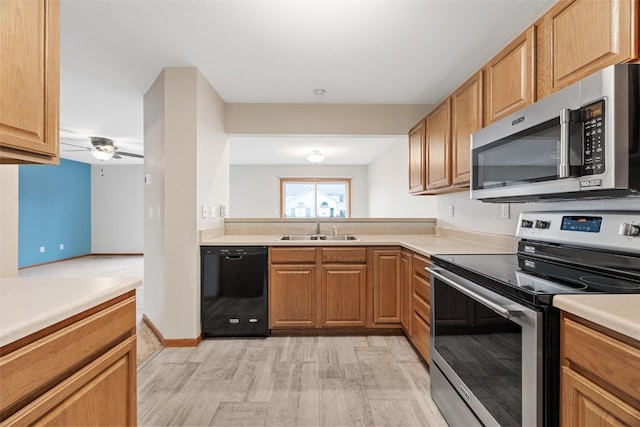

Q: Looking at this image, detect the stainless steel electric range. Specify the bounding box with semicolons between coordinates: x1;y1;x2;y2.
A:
428;211;640;427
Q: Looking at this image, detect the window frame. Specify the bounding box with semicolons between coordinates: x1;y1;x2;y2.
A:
280;177;352;219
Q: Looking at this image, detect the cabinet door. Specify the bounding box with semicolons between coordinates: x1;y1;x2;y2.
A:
321;264;367;327
408;119;426;194
561;366;640;427
484;26;535;124
0;0;59;164
399;250;412;334
451;71;483;186
4;336;137;426
269;264;317;328
546;0;637;93
425;99;452;190
371;249;401;325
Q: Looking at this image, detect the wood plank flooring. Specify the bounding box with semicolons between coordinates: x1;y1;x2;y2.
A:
138;335;448;426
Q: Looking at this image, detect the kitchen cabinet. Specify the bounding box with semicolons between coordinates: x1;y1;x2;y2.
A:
0;0;59;164
270;247;367;329
408;119;426;194
560;313;640;427
269;248;318;328
399;249;413;335
484;26;536;125
370;247;402;326
451;71;483;186
321;248;367;327
410;254;431;362
425;99;452;191
537;0;638;98
0;292;137;425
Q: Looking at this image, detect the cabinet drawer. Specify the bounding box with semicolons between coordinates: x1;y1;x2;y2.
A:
413;274;430;306
413;254;430;280
270;247;317;263
321;247;366;263
412;312;430;363
562;316;640;403
413;293;430;326
0;297;135;415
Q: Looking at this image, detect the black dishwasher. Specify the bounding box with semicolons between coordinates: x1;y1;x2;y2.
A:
201;246;269;337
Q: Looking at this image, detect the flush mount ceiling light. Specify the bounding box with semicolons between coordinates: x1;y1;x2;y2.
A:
313;89;326;95
306;150;324;164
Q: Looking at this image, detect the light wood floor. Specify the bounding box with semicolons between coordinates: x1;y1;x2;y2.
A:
138;335;448;427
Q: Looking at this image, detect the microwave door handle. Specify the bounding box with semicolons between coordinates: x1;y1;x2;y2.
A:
559;108;571;178
427;267;521;319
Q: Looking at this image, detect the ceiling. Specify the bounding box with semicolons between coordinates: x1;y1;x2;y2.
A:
59;0;554;166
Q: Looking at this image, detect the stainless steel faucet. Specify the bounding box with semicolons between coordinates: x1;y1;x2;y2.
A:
315;221;320;235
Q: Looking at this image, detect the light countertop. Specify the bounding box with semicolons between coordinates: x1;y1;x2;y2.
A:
0;277;142;347
200;234;514;258
554;295;640;342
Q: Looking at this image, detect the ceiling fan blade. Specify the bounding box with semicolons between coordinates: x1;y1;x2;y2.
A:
112;153;122;159
117;151;144;159
62;149;92;152
60;141;90;150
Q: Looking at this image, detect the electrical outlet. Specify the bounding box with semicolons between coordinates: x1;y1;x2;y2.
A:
40;246;45;253
501;203;510;219
59;244;64;250
220;204;226;217
210;206;216;217
448;205;454;218
201;205;208;218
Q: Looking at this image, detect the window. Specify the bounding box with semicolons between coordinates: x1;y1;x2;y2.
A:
281;178;351;218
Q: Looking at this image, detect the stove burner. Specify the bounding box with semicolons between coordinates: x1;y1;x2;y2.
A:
580;276;640;291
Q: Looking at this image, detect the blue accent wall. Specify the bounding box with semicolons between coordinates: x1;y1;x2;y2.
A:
19;159;91;267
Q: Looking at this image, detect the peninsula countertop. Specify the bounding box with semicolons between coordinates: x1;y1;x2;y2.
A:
0;276;142;347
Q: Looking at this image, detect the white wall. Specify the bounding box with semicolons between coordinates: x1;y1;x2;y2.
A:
230;164;369;218
91;165;143;253
368;138;434;218
0;166;18;277
144;67;228;341
143;70;166;334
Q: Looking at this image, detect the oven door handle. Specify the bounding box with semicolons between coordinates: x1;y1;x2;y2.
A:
427;267;522;319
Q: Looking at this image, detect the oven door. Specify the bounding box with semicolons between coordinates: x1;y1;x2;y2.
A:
428;267;544;427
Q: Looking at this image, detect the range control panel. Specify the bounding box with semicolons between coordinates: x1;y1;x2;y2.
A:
516;211;640;254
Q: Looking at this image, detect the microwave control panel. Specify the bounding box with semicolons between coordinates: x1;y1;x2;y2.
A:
581;100;605;175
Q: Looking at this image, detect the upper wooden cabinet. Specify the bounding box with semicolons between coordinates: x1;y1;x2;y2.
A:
451;71;483;186
0;0;60;164
537;0;638;98
408;119;426;194
484;26;536;125
425;99;452;191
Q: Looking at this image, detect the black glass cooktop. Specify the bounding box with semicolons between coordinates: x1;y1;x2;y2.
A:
431;253;640;306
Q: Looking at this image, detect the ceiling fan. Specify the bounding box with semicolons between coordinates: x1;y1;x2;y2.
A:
61;136;143;161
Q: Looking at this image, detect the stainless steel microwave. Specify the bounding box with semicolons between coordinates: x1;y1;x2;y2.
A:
471;64;639;202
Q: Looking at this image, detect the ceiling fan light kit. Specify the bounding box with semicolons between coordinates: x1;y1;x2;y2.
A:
60;134;143;161
91;149;114;160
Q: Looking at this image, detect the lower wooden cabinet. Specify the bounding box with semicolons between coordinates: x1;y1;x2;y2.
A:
0;293;137;425
269;263;317;328
321;264;367;327
399;250;413;335
269;247;367;329
370;248;401;326
560;313;640;426
410;254;432;363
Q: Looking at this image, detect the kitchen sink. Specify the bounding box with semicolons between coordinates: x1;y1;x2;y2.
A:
277;234;360;241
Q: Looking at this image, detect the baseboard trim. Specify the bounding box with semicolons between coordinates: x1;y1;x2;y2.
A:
19;253;144;270
142;315;202;347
